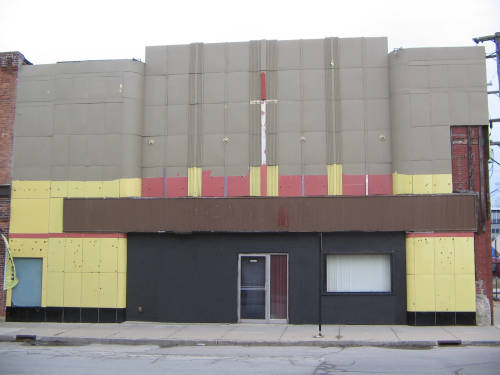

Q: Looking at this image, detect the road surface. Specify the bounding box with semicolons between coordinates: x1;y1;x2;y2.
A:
0;342;499;374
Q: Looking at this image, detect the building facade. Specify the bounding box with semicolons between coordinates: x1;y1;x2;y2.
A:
3;37;491;325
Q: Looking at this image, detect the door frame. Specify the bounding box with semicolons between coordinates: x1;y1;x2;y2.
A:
237;253;288;323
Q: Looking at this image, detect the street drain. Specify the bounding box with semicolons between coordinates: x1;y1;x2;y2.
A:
437;340;462;346
15;335;37;342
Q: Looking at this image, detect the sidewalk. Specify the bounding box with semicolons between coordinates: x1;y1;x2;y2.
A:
1;321;500;348
1;302;499;348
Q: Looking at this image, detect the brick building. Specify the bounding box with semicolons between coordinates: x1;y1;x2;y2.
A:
0;52;30;320
2;38;492;325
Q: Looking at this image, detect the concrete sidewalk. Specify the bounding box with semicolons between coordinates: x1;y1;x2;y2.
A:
1;321;500;348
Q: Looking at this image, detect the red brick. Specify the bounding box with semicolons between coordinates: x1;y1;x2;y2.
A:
451;126;492;316
0;51;27;318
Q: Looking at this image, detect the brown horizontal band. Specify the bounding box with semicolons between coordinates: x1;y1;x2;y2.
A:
63;194;477;233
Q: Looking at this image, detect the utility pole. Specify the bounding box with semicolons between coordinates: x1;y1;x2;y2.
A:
473;33;500;92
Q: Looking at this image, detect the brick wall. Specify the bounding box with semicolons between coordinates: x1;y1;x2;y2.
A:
451;126;492;317
0;51;27;318
0;52;25;185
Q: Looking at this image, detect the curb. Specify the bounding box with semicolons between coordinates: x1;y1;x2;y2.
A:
0;335;442;348
1;334;500;348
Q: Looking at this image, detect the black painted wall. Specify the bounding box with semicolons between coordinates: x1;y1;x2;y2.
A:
127;232;406;324
321;232;407;324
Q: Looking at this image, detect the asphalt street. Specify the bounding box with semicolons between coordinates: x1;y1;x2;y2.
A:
0;342;499;375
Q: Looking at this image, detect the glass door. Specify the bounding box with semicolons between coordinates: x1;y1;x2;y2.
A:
240;256;266;319
239;254;288;322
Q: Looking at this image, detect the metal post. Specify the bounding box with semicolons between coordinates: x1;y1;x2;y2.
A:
495;33;500;91
315;232;324;338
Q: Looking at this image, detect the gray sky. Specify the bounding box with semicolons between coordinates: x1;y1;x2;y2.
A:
1;0;498;64
1;0;500;200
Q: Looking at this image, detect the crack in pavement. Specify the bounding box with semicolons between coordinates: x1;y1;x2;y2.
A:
390;327;401;341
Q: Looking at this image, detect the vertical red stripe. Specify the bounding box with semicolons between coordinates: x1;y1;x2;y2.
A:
261;165;267;196
260;72;266;100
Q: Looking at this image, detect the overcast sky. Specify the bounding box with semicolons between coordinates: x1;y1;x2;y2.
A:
0;0;498;63
1;0;500;200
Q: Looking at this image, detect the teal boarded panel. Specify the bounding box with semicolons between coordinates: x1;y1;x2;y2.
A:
12;258;42;307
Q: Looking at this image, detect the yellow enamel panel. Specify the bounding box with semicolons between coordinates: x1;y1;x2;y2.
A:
48;198;63;233
393;173;412;194
46;272;64;306
8;239;22;256
408;234;475;313
406;274;416;311
117;273;127;308
12;180;51;198
120;178;142;197
103;179;120;198
250;166;261;196
63;273;82;307
435;237;454;275
82;238;100;272
81;273;100;307
414;274;435;311
454;237;475;274
327;164;342;195
435;274;455;311
6;288;11;307
47;238;65;272
455;274;476;311
99;273;118;308
10;198;50;233
414;237;435;275
412;174;433;194
117;238;127;273
406;237;415;275
85;181;104;198
393;174;452;194
187;167;202;197
100;238;118;272
266;165;279;196
64;238;83;272
68;181;86;198
50;181;69;198
432;174;452;194
9;238;48;258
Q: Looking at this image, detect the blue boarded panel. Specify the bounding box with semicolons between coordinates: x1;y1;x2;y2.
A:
12;258;42;307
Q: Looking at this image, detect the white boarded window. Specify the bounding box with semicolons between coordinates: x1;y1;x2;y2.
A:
326;254;391;293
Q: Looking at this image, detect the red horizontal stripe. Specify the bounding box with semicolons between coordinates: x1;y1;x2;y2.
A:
406;232;473;238
10;233;126;239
